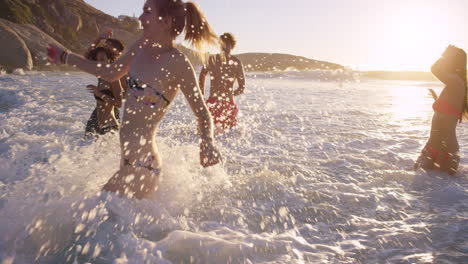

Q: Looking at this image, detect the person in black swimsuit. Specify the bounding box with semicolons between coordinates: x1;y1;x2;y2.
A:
85;29;127;123
84;47;124;138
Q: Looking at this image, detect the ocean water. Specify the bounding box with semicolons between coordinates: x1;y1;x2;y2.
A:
0;70;467;264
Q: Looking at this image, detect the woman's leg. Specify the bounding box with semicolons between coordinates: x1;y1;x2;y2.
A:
102;160;161;199
99;125;119;135
436;133;460;175
441;152;460;176
84;109;98;137
415;144;437;170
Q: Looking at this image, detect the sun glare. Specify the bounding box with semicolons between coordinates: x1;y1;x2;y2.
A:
389;84;430;120
374;2;451;71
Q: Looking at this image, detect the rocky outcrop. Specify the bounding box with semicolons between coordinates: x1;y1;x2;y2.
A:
0;0;142;71
0;0;345;72
0;0;141;54
0;20;33;71
1;19;55;68
62;7;83;33
0;18;80;71
236;53;344;72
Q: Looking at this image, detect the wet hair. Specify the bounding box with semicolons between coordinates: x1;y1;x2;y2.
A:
220;32;236;49
105;38;125;53
153;0;219;54
85;46;117;62
442;45;468;119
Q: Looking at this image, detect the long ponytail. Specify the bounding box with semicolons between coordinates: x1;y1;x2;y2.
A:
462;71;468;120
184;2;218;52
155;0;219;58
456;48;468;119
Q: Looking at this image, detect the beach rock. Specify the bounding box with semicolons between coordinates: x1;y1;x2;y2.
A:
0;20;33;71
35;17;55;34
62;6;83;32
85;18;100;38
47;4;61;19
0;18;76;71
0;19;56;69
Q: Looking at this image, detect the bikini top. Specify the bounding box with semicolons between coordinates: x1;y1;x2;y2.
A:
126;76;171;107
433;97;463;123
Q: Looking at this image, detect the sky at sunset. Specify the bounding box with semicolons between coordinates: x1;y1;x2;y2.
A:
84;0;468;71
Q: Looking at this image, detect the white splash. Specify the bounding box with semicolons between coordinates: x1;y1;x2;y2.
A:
0;70;467;263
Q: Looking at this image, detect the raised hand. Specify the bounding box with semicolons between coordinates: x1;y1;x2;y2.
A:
428;88;438;101
86;85;99;96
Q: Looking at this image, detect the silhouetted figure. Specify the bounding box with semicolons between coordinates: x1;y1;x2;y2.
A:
415;45;467;175
199;33;245;133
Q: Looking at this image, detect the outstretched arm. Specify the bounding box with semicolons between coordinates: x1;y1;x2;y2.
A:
178;59;221;167
233;61;246;96
47;37;143;82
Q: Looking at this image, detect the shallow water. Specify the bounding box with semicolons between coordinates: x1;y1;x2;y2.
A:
0;71;467;263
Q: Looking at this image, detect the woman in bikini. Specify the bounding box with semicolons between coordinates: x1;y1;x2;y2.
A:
84;46;123;137
415;45;467;175
47;0;222;199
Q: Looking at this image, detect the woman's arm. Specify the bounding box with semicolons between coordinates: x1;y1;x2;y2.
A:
48;37;143;82
428;88;438;101
177;58;221;167
199;65;209;96
233;60;246;96
431;58;464;89
92;81;123;108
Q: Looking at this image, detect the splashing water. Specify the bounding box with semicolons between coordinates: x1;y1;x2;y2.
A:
0;71;467;263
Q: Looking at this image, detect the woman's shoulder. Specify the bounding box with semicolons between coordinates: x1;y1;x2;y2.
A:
231;55;242;63
170;48;188;59
228;56;243;69
168;48;195;68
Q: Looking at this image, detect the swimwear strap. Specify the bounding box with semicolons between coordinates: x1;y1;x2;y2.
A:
126;76;170;105
123;159;161;174
433;98;462;123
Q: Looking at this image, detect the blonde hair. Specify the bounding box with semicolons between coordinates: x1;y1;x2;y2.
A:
154;0;219;57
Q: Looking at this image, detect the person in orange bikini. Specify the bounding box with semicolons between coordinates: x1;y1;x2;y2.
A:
415;45;467;175
199;33;246;133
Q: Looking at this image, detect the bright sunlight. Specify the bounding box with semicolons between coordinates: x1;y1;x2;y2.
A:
372;2;452;71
